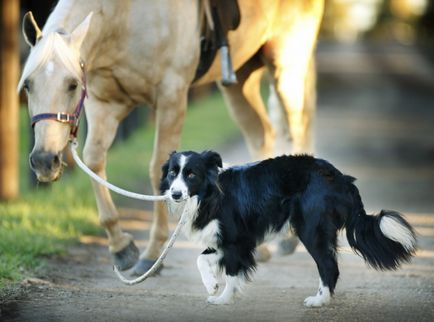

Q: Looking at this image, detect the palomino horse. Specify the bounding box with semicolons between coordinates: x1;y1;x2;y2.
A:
19;0;324;275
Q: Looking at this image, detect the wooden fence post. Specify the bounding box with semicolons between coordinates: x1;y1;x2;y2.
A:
0;0;20;200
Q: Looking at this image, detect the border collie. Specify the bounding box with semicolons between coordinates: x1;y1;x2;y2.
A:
160;151;416;306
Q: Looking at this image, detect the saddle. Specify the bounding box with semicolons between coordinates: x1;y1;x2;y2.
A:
193;0;240;85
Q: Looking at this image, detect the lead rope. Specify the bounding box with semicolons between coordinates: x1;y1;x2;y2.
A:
113;199;194;285
70;140;166;202
69;139;188;284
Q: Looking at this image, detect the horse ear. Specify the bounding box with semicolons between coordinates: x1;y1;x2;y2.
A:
201;151;223;168
22;12;42;47
70;12;93;50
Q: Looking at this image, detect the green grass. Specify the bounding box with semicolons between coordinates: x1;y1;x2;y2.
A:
0;91;239;290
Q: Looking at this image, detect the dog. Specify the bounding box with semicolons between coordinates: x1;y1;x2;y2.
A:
159;150;417;306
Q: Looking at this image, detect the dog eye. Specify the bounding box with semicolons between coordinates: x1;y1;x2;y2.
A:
187;172;196;179
169;170;177;178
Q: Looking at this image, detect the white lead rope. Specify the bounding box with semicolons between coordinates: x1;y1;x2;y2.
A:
70;139;166;201
69;139;187;285
113;198;195;285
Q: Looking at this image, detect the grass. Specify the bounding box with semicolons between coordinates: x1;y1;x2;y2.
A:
0;91;239;291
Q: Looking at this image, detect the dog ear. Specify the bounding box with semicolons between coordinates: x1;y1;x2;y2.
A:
161;151;176;178
159;159;170;194
161;160;169;178
201;151;222;168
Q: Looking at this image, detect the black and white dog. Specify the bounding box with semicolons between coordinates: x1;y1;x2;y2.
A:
160;151;416;306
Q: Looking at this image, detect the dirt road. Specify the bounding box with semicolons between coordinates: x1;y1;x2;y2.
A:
1;42;434;321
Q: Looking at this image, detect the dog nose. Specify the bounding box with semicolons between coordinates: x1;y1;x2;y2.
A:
171;191;183;200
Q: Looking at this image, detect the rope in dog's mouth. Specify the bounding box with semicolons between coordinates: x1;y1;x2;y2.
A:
69;139;188;285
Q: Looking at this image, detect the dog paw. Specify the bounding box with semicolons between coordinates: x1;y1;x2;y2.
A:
207;295;232;305
205;283;219;295
303;295;329;307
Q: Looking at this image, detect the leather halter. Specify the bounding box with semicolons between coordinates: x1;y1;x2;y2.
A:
31;61;87;138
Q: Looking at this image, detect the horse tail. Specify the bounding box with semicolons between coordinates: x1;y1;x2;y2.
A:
345;184;416;270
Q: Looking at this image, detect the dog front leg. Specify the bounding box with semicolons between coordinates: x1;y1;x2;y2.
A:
197;249;220;295
207;274;243;305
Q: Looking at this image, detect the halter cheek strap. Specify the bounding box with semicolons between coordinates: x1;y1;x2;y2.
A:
31;61;87;138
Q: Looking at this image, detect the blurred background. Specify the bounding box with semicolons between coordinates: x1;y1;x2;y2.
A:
0;0;433;290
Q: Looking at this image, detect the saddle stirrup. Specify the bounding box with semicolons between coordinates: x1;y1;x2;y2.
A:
220;44;237;86
211;5;237;86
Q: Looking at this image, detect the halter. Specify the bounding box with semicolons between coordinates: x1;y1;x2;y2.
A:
31;60;87;138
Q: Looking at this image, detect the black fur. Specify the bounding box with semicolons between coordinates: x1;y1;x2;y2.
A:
160;151;416;294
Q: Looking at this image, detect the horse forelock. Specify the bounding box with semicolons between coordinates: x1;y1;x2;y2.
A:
18;32;83;91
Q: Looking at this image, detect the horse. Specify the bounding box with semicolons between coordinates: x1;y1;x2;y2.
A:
18;0;324;275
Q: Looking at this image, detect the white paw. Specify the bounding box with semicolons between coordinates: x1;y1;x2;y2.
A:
207;295;233;305
205;282;219;295
303;295;330;307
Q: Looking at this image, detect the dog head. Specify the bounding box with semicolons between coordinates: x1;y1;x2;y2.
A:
160;150;222;202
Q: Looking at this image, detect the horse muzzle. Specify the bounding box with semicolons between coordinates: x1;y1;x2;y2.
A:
29;150;63;182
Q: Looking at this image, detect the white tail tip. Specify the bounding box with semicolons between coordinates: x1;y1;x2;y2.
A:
380;215;416;251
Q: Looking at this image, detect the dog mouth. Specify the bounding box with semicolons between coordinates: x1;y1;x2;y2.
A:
170;195;188;203
167;189;189;202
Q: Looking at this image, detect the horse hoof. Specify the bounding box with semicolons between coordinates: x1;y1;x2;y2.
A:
254;244;272;262
113;241;140;271
131;258;163;276
277;236;299;256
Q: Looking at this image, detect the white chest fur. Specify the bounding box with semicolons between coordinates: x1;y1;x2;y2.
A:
167;196;220;249
183;219;220;249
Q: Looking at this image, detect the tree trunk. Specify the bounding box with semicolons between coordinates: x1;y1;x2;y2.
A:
0;0;20;200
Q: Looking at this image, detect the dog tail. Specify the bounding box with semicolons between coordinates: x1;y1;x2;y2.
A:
345;184;416;270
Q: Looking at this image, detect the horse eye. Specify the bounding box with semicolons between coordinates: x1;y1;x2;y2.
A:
23;80;30;91
68;82;78;92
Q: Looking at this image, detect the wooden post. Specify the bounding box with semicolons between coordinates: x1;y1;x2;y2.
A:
0;0;20;200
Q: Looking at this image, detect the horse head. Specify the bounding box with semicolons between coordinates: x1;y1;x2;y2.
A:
18;12;92;182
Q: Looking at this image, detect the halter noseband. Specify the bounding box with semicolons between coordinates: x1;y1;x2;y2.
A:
31;61;87;138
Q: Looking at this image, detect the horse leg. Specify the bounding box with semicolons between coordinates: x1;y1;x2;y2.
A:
218;56;274;262
264;59;317;256
262;1;323;154
266;56;317;154
218;56;275;160
132;83;189;275
83;99;139;271
262;3;323;255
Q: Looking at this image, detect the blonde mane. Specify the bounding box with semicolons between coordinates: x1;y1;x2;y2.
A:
17;31;83;91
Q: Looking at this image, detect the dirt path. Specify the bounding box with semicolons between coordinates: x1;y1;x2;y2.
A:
1;210;433;322
2;42;434;321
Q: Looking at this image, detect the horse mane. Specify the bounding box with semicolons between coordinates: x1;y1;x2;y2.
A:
17;31;83;91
